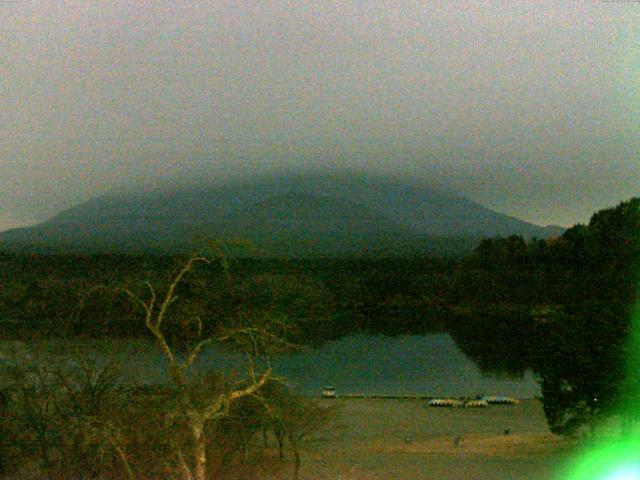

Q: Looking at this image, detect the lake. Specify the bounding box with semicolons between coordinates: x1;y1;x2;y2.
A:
0;334;540;398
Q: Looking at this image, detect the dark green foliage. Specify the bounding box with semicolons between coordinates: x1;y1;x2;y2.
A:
463;235;530;270
451;198;640;435
534;200;639;434
0;253;455;342
553;198;640;274
536;303;630;435
447;305;540;377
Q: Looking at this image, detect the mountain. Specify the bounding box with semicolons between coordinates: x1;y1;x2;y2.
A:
0;172;565;256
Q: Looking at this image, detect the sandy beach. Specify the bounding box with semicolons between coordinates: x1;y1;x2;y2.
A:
261;398;577;480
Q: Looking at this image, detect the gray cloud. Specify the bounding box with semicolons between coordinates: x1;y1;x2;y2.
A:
1;0;638;230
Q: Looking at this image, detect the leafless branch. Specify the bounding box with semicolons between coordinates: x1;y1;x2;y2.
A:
178;338;213;375
156;256;209;331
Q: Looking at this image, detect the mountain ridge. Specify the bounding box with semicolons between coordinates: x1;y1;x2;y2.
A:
0;172;565;256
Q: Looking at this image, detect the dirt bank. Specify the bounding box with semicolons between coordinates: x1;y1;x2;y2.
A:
263;398;577;480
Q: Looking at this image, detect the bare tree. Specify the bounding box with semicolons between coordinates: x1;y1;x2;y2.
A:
259;383;336;480
125;254;276;480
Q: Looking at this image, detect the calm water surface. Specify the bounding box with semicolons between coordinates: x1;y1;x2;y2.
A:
1;334;540;398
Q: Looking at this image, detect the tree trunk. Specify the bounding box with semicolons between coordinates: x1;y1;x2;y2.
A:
177;450;194;480
275;426;285;459
192;421;207;480
292;446;301;480
288;433;301;480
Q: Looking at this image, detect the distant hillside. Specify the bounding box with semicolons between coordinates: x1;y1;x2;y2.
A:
0;172;564;257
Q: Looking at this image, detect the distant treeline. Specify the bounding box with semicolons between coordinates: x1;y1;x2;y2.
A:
450;198;639;372
0;252;456;343
450;198;640;435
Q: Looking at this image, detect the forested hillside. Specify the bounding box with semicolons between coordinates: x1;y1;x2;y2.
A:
0;253;453;342
448;198;639;434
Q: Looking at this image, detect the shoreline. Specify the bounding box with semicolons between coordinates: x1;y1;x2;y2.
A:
266;397;575;480
322;393;532;400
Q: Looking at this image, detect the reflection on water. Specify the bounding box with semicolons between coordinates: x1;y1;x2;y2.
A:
0;334;540;398
267;334;540;397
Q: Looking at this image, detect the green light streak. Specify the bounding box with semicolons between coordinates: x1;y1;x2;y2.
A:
558;436;640;479
558;301;640;479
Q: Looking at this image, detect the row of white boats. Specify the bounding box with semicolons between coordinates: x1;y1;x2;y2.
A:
427;396;520;407
321;387;519;406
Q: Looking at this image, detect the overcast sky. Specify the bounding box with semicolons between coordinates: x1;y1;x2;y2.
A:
1;0;638;231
